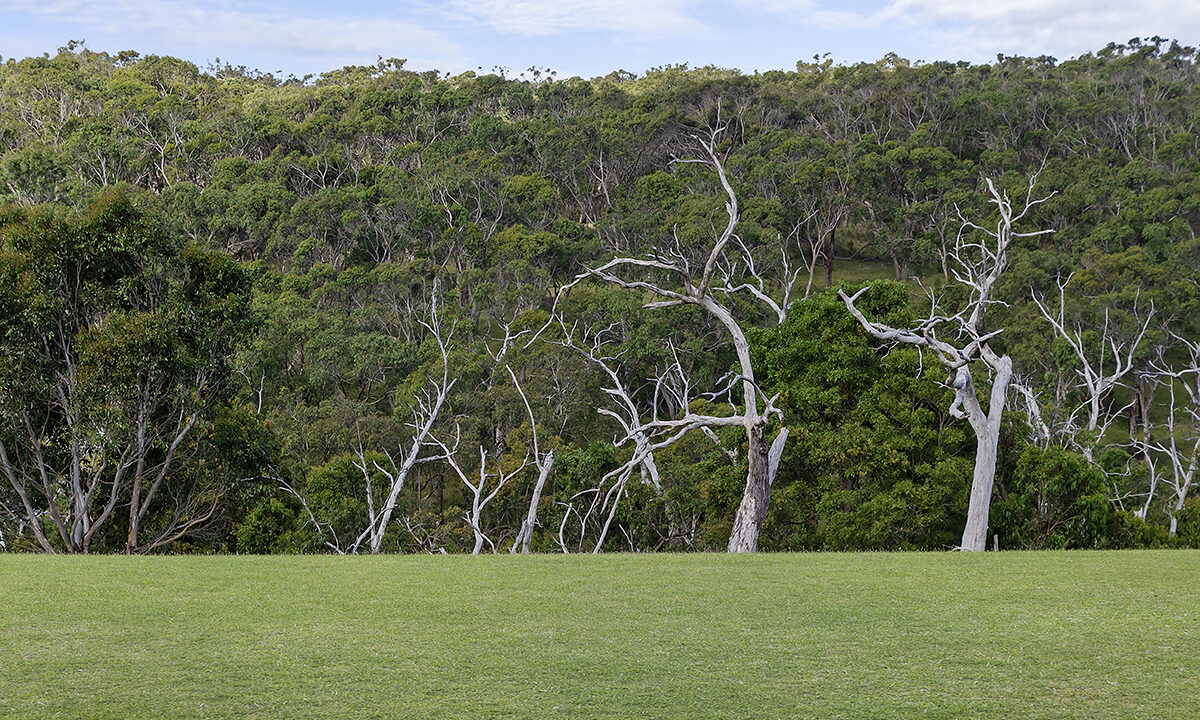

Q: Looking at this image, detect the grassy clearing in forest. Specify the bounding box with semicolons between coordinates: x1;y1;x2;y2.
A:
1;551;1196;719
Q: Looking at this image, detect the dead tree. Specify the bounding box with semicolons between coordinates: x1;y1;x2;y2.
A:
1010;378;1053;448
509;366;555;554
1031;275;1154;462
438;434;529;554
483;322;558;553
840;174;1054;551
1136;335;1200;534
541;317;672;553
437;363;557;555
283;295;455;554
572;123;789;552
718;228;812;325
557;319;664;485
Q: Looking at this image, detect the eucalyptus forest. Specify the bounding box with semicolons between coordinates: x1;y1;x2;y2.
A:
2;38;1199;555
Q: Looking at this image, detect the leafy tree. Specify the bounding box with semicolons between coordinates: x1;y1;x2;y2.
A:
0;192;253;552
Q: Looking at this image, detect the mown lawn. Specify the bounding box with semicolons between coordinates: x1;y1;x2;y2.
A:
1;551;1196;719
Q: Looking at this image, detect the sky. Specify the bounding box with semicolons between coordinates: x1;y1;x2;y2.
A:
0;0;1197;79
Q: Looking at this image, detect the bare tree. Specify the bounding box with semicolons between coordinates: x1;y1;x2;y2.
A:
483;321;559;553
1135;335;1200;534
571;123;789;552
717;228;814;325
283;294;456;554
509;367;556;554
1031;275;1154;462
438;434;529;554
544;318;663;553
840;174;1054;551
556;320;663;483
1010;377;1054;448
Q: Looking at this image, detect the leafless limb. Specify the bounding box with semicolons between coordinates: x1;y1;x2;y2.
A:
839;172;1054;551
1134;335;1200;534
566;125;790;552
1031;275;1153;461
437;430;530;554
508;365;556;554
286;290;457;554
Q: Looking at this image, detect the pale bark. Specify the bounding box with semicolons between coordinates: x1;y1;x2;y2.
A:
767;427;789;487
0;437;55;553
1031;277;1153;461
727;424;771;552
959;355;1013;551
1137;337;1200;535
440;364;551;555
1011;379;1052;447
569;124;787;552
442;445;528;554
284;294;455;554
511;450;554;554
3;326;214;553
506;365;555;554
840;173;1051;551
555;319;665;493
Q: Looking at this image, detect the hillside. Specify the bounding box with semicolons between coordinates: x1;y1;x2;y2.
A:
1;40;1199;553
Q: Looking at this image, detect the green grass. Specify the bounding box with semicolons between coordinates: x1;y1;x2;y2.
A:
1;552;1197;719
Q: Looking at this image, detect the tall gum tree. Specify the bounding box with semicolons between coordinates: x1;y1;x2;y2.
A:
840;174;1054;551
575;122;791;552
0;192;253;553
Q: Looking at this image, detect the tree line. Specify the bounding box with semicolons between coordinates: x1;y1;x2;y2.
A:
1;38;1198;553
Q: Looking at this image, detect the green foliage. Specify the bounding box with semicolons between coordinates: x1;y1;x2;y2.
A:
4;41;1200;552
0;191;254;552
234;498;312;554
754;286;971;550
991;445;1123;549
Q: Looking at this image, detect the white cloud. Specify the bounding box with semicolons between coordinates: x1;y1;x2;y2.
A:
0;0;467;71
5;0;1195;76
737;0;874;30
875;0;1198;60
738;0;1200;61
447;0;706;37
878;0;1200;59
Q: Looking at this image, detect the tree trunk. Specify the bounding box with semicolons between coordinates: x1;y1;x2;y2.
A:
961;418;1000;551
767;427;789;487
824;226;835;289
1138;378;1156;483
471;501;486;555
727;423;771;553
511;451;554;554
1169;487;1190;537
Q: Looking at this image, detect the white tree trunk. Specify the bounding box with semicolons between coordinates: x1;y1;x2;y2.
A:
1168;480;1192;537
471;506;486;555
767;427;789;487
960;356;1012;551
961;418;1001;551
572;127;787;554
727;423;771;552
511;450;553;554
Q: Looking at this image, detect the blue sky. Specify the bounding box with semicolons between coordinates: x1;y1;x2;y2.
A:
0;1;1196;78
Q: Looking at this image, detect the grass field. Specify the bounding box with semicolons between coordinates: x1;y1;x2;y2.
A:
1;551;1197;719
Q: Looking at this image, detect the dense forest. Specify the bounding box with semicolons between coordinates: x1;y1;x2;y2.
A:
1;38;1198;554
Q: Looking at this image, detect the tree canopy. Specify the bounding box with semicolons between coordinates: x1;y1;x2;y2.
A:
1;39;1198;552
